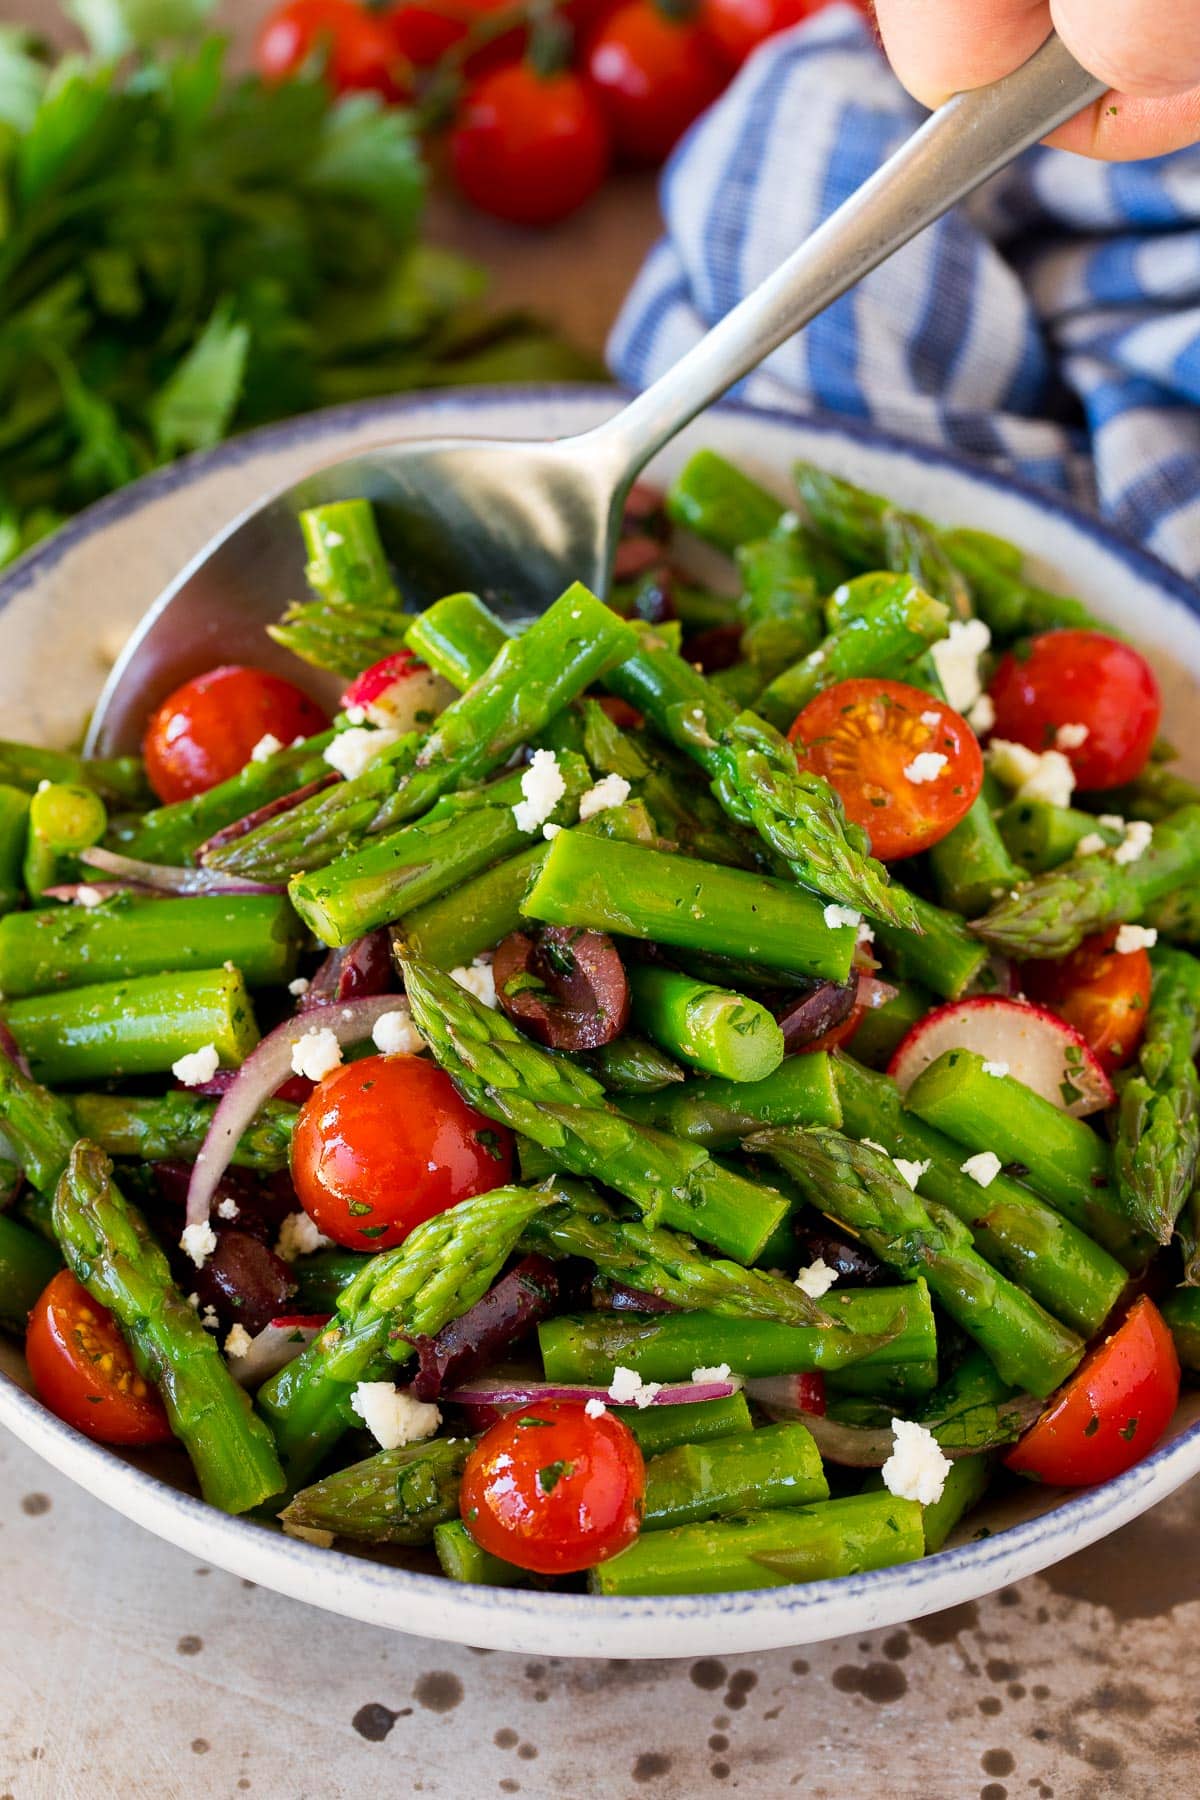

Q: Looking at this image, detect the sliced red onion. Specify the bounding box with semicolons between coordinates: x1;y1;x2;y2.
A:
746;1377;1042;1466
184;994;407;1229
0;1020;32;1078
744;1373;827;1420
230;1314;331;1389
197;775;339;858
81;845;284;897
444;1376;741;1412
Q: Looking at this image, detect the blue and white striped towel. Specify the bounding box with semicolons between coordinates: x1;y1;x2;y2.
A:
608;5;1200;577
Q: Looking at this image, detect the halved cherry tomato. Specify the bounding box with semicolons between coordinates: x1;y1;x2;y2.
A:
986;630;1161;792
460;1399;645;1573
450;63;611;226
701;0;862;67
256;0;410;99
290;1052;513;1249
585;2;727;165
1006;1297;1179;1487
26;1270;173;1446
142;665;330;804
788;678;983;860
1021;927;1152;1076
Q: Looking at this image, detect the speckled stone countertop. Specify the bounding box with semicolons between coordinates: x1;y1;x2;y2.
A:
2;1430;1197;1799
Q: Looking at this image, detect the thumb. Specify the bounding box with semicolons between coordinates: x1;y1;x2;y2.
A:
872;0;1051;109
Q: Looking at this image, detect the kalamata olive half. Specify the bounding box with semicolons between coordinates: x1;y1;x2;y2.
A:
192;1229;297;1335
493;925;630;1052
775;978;858;1052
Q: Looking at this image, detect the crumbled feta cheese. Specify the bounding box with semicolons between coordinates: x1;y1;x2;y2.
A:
1098;814;1126;831
172;1042;220;1088
882;1418;951;1506
930;618;991;712
823;903;862;931
282;1521;335;1548
344;705;367;726
1076;832;1108;857
967;693;996;735
981;1060;1009;1078
1115;923;1158;954
216;1196;240;1221
857;922;875;946
1114;820;1153;866
224;1323;253;1359
904;751;948;785
74;884;105;908
988;739;1075;809
290;1026;342;1082
778;510;800;533
179;1221;217;1268
250;732;283;763
275;1210;333;1263
451;961;497;1009
584;1397;608;1419
988;739;1041;788
542;822;561;839
691;1364;732;1385
200;1304;219;1333
920;711;942;729
350;1382;441;1450
372;1007;424;1056
512;748;566;833
1055;722;1089;750
608;1366;663;1409
323;725;401;782
288;976;310;997
187;1292;200;1311
893;1157;930;1191
579;773;632;821
961;1151;1003;1189
861;1139;890;1156
794;1259;839;1299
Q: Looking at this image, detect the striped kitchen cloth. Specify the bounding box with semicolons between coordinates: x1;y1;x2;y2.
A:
608;4;1200;577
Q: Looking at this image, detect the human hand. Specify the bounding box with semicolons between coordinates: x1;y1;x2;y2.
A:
871;0;1200;159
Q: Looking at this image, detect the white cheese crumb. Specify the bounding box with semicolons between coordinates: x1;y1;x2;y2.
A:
275;1210;334;1263
282;1521;335;1548
451;961;497;1009
36;779;50;793
350;1382;441;1450
74;884;105;908
967;693;996;735
778;510;800;533
542;822;561;839
981;1060;1009;1078
823;903;862;931
920;710;942;728
1055;722;1090;750
344;704;367;726
893;1157;930;1191
579;773;632;821
584;1397;608;1419
931;618;991;712
882;1418;951;1506
1113;820;1153;866
372;1006;424;1056
794;1258;839;1299
860;1139;890;1156
216;1196;240;1221
187;1292;200;1311
904;751;948;785
1098;814;1126;831
323;725;401;782
172;1042;220;1088
512;748;566;834
200;1304;220;1333
290;1026;343;1082
250;732;283;763
988;739;1076;809
608;1365;663;1409
224;1323;253;1359
691;1364;732;1385
288;976;310;997
1076;832;1108;857
179;1221;217;1269
1115;923;1158;954
961;1151;1003;1189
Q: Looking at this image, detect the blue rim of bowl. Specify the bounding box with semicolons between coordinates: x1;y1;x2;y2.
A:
2;381;1198;1630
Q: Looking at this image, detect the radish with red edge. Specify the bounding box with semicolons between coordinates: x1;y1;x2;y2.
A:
340;650;454;734
888;996;1114;1117
230;1315;331;1389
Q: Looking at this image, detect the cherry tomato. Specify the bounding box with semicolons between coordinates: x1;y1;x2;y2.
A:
1006;1298;1180;1487
290;1053;513;1249
700;0;851;66
986;630;1161;792
1022;928;1152;1076
256;0;410;99
460;1399;645;1573
450;63;611;225
142;665;330;805
385;0;514;68
26;1270;173;1447
788;678;984;860
585;3;727;165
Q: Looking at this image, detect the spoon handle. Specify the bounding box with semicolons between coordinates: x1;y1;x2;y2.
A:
590;32;1104;481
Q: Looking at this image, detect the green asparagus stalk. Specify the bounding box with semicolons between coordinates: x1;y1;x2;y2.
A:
619;1052;842;1147
997;799;1124;873
861;1447;992;1553
291;1247;371;1314
70;1090;296;1173
937;530;1097;638
394;842;547;968
52;1142;285;1513
973;805;1200;956
918;1347;1026;1452
0;895;300;997
872;893;989;1000
401;954;791;1264
1160;1288;1200;1373
666;449;787;552
844;982;931;1070
755;581;949;731
623;1391;752;1454
882;508;973;619
1143;885;1200;947
627;964;784;1084
734;540;824;682
404;592;512;688
280;1436;472;1545
0;1212;61;1329
0;785;30;916
583;1036;685;1094
792;463;895;567
268;500;410;677
0;741;148;807
579;699;751;867
1100;763;1200;825
749;1127;1082;1395
434;1520;528;1586
4;966;259;1085
1111;948;1200;1243
641;1423;827;1529
0;1042;78;1192
23;782;107;899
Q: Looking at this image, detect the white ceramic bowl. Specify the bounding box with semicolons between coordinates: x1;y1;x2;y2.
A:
2;385;1199;1658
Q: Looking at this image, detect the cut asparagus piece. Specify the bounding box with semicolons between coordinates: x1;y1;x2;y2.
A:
872;892;989;1000
583;1036;685;1094
23;782;106;900
268;500;410;678
1112;948;1200;1243
1160;1288;1200;1373
619;1052;842;1147
281;1437;472;1545
395;842;547;969
0;741;148;807
0;785;30;916
666;449;787;552
845;982;932;1070
406;592;513;689
622;1391;752;1454
0;1212;61;1329
435;1519;529;1586
70;1090;297;1173
997;799;1124;873
755;580;949;731
627;963;784;1084
642;1423;828;1530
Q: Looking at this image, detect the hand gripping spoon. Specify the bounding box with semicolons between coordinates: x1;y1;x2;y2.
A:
88;33;1103;754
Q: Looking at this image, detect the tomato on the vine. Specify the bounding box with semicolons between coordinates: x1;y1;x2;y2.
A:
26;1271;173;1447
460;1399;645;1573
142;665;330;804
701;0;857;67
386;0;516;68
986;630;1161;792
788;678;984;860
290;1052;513;1249
585;2;727;165
1021;927;1152;1076
450;62;611;224
256;0;410;99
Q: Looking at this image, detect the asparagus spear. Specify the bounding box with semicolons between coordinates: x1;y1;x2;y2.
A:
844;982;931;1070
996;799;1124;873
622;1391;752;1454
52;1142;285;1513
754;581;949;731
401;954;791;1264
583;1036;685;1094
435;1521;528;1586
0;741;148;808
395;842;547;968
749;1127;1082;1396
666;449;787;552
405;591;517;689
1111;948;1200;1243
627;964;784;1084
1160;1288;1200;1372
71;1090;297;1173
1101;764;1200;825
292;1247;374;1314
0;1041;78;1192
579;699;751;867
0;786;29;916
281;1437;472;1545
871;893;988;1000
882;508;973;619
0;1212;61;1329
268;501;410;678
619;1052;842;1146
23;782;106;899
973;806;1200;956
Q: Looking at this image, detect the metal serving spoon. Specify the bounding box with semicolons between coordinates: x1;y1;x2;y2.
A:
88;33;1103;755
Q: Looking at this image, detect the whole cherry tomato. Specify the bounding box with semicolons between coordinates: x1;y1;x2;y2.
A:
142;665;330;804
986;630;1161;792
1022;927;1152;1076
256;0;410;98
26;1270;174;1446
450;62;611;225
386;0;515;69
1006;1298;1180;1487
788;678;984;860
701;0;825;66
585;2;727;165
460;1399;645;1573
290;1052;513;1249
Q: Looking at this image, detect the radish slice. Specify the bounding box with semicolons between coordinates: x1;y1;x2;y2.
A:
184;994;410;1229
444;1376;743;1411
341;650;454;733
230;1314;330;1389
888;996;1114;1117
81;845;284;897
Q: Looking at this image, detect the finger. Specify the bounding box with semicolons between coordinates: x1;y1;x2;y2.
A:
872;0;1050;108
1052;0;1200;99
1045;85;1200;160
